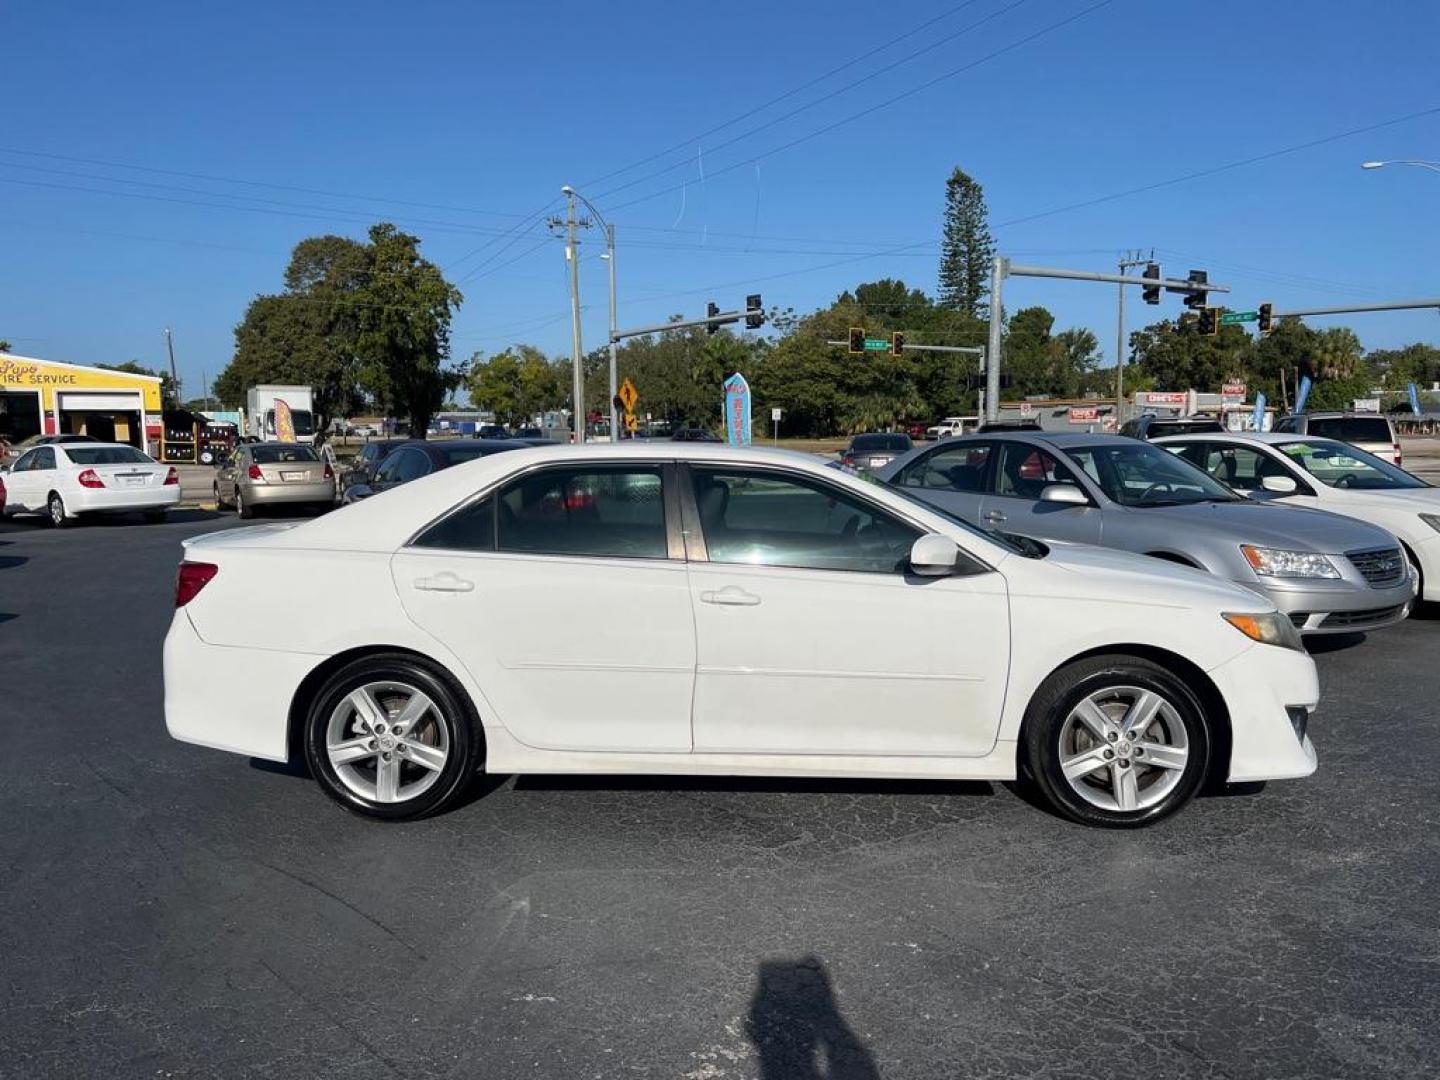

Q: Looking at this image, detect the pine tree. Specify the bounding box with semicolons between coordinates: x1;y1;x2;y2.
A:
937;167;995;319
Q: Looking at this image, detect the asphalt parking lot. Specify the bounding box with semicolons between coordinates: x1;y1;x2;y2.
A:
2;511;1438;1079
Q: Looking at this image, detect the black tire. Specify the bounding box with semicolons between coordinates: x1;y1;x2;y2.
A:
143;509;166;524
303;654;482;821
213;482;229;510
236;486;254;519
47;492;68;529
1022;654;1212;829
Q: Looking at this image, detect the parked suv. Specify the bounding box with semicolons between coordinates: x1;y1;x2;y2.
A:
1120;415;1225;441
1273;412;1400;466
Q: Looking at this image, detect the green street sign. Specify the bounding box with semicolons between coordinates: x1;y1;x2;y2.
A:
1220;310;1259;325
863;338;889;351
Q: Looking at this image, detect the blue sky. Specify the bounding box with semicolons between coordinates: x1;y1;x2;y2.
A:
3;0;1438;398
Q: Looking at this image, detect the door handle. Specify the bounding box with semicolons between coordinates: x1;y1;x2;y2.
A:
982;510;1007;524
414;572;475;593
700;586;761;607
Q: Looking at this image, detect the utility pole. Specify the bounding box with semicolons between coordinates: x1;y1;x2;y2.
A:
985;258;1006;421
1115;250;1151;429
163;326;180;407
604;223;618;441
552;189;591;444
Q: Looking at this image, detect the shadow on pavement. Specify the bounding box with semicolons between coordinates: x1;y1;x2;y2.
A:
512;774;994;799
1305;631;1368;656
0;613;16;625
0;555;27;570
747;956;880;1080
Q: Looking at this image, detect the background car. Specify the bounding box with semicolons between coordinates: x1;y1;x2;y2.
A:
339;437;409;490
1273;411;1401;465
926;416;980;439
214;442;334;519
1119;415;1225;440
1157;431;1440;609
2;442;179;526
875;431;1416;635
166;442;1319;828
671;427;723;442
477;424;509;439
840;433;912;473
0;473;7;515
341;439;529;502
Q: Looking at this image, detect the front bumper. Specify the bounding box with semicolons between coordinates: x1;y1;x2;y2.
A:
1207;641;1319;783
164;610;318;762
1238;570;1416;635
242;479;335;506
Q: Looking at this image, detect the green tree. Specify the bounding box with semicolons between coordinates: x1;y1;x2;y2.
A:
1369;343;1440;390
937;168;995;319
0;339;11;353
1131;317;1255;397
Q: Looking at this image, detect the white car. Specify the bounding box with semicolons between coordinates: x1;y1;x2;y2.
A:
2;441;180;526
927;416;979;439
1157;431;1440;606
164;443;1319;828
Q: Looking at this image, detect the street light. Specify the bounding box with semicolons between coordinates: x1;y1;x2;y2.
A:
1361;159;1440;174
561;185;619;443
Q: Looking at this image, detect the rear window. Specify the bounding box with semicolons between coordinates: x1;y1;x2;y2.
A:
65;446;153;465
850;434;911;453
252;446;319;464
1307;417;1391;443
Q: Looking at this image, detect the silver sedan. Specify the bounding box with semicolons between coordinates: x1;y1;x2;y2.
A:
214;443;335;519
875;432;1417;635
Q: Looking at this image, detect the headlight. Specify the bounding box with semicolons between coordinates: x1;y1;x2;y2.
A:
1421;513;1440;534
1240;544;1340;579
1223;611;1306;652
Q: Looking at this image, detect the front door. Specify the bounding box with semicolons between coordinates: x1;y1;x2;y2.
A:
979;441;1103;544
6;446;55;511
392;462;696;753
683;465;1009;758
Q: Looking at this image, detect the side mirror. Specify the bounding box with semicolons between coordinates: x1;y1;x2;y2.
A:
909;534;961;576
1040;484;1088;506
1261;474;1298;494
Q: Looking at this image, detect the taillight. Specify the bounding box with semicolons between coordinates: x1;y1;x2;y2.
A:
247;463;265;482
77;468;105;489
164;467;179;486
175;561;218;607
323;462;334;480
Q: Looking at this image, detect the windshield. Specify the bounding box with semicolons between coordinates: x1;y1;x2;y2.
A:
1306;417;1390;443
1067;442;1240;506
66;446;152;465
1280;439;1428;490
252;446;319;464
850;434;911;454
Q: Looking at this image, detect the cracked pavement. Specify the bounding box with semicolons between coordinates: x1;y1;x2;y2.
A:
1;511;1437;1078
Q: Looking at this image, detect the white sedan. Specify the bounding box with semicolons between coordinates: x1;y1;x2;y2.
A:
2;442;180;526
1156;432;1440;606
164;443;1319;828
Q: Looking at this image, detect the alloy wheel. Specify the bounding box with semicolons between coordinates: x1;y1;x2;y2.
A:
324;681;451;804
1057;686;1190;813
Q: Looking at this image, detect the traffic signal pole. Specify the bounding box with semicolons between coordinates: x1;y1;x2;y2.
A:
985;257;1232;422
1273;298;1440;319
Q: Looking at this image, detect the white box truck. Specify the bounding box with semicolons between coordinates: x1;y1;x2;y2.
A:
244;385;316;444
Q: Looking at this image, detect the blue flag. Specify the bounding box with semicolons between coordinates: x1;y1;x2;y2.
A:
1294;375;1313;415
1251;392;1267;432
1409;382;1424;416
723;373;752;446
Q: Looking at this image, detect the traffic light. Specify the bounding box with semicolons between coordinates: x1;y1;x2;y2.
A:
1197;306;1219;337
1183;269;1209;310
891;331;906;357
745;294;764;330
1257;301;1274;336
1142;262;1161;305
612;395;624;413
848;327;865;354
706;301;721;335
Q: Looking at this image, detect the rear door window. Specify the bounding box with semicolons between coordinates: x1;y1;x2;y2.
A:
993;444;1083;501
1307;417;1391;443
898;442;994;492
496;466;668;559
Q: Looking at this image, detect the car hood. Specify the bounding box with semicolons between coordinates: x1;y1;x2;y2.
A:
1328;487;1440;513
1123;499;1397;553
1035;539;1272;610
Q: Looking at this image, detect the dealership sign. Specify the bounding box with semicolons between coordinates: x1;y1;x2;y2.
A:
1069;406;1099;424
1222;381;1246;399
1145;392;1188;406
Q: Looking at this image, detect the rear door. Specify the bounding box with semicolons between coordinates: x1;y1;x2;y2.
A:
889;440;997;527
392;461;696;753
5;448;46;509
683;464;1009;757
979;441;1102;543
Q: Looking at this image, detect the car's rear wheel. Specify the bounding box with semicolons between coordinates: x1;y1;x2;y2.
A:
1023;655;1211;828
47;492;68;528
236;486;254;519
303;655;481;820
213;482;229;510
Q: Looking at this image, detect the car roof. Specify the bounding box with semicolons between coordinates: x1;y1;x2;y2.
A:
941;431;1133;448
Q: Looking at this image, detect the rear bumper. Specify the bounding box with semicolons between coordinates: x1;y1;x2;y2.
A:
243;480;335;505
1240;572;1416;634
163;610;318;762
68;486;181;514
1207;643;1319;783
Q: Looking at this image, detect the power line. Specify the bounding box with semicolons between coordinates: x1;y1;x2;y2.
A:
591;0;1029;201
603;0;1116;213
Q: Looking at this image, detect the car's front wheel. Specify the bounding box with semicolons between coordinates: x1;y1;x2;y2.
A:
1023;655;1211;828
303;655;482;820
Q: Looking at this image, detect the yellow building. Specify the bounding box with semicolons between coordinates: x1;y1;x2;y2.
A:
0;352;163;448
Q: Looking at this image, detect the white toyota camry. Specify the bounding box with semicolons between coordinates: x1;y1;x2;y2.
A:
3;441;181;525
164;443;1319;828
